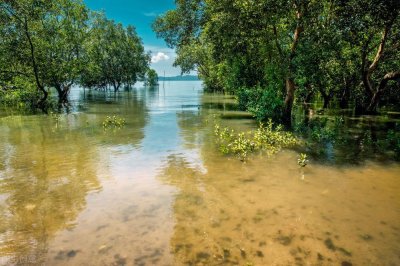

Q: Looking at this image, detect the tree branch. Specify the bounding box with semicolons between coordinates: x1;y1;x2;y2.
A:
377;71;400;92
367;23;391;73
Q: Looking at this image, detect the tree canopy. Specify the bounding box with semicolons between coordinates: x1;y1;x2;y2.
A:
153;0;400;124
144;69;159;87
0;0;150;109
81;13;150;92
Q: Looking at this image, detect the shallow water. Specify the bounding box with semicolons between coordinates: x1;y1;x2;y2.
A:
0;82;399;265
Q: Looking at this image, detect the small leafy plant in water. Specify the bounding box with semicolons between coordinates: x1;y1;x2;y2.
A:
102;115;126;129
297;153;308;167
49;111;62;131
50;111;61;122
214;119;298;161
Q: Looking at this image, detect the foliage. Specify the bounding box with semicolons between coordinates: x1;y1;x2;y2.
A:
0;0;90;105
153;0;400;123
0;77;39;110
102;115;126;129
145;69;159;87
0;88;40;110
214;119;298;161
237;85;284;122
297;153;308;167
0;0;149;110
81;13;150;91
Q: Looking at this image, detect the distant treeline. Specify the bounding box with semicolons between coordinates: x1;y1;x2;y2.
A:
153;0;400;125
0;0;156;110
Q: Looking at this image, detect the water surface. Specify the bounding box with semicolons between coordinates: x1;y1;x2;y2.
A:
0;81;399;265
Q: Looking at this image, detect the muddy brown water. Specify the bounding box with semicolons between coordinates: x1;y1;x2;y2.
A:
0;82;399;265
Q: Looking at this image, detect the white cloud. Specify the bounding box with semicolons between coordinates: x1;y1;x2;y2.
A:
143;12;158;17
144;46;179;75
151;52;170;63
144;46;196;76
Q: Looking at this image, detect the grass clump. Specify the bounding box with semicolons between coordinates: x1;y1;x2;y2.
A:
102;115;126;129
214;119;298;161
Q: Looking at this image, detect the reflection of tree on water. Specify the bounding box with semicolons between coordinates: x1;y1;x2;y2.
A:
160;93;400;265
176;111;204;150
0;117;103;264
79;88;149;148
158;155;210;265
158;154;267;265
159;148;400;265
293;113;400;164
0;85;151;264
145;86;160;104
159;102;243;265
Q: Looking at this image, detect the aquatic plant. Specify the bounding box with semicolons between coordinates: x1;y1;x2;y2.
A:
214;119;299;161
50;111;61;123
294;117;336;143
102;115;126;129
297;153;308;167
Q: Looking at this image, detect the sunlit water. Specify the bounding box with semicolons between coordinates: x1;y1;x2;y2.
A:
0;82;399;266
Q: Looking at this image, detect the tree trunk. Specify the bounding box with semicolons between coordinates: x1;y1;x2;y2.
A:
367;91;380;113
58;90;68;104
318;87;332;109
366;71;400;113
360;20;395;114
339;77;351;109
303;84;314;104
282;6;305;126
56;84;71;104
323;96;330;109
23;17;48;110
113;81;121;92
283;78;295;125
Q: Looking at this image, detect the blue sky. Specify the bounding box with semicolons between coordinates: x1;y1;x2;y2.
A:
84;0;186;76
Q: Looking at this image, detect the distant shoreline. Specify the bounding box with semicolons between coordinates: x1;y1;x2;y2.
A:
158;75;199;81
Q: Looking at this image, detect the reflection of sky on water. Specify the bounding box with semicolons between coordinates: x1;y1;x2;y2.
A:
94;81;206;179
136;81;205;171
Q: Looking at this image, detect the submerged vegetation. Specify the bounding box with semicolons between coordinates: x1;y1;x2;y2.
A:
102;115;126;130
214;120;298;160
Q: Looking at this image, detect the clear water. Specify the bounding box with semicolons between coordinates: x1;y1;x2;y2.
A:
0;81;399;265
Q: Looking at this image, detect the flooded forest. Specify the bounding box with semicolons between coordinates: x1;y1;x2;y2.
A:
0;0;399;265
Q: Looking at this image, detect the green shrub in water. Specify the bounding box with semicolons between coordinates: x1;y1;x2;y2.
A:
102;115;126;129
0;85;41;110
237;86;284;122
214;119;298;161
1;77;57;112
297;153;308;167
